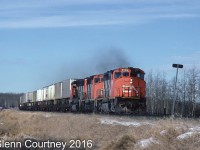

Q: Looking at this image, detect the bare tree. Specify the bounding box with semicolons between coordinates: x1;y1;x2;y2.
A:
146;71;169;116
145;67;200;118
186;67;199;117
0;93;22;108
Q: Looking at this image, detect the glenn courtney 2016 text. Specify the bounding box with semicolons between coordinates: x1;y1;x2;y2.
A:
0;140;68;149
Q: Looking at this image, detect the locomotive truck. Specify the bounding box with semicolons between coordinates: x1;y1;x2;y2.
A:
19;67;146;114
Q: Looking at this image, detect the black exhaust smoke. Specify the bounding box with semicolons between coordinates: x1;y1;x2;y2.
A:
56;48;131;81
94;48;130;73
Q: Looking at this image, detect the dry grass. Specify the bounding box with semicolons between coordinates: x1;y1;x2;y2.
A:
0;110;200;150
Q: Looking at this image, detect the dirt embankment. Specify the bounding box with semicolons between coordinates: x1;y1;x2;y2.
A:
0;110;200;150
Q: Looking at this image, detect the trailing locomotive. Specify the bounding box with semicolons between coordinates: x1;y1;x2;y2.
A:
19;67;146;114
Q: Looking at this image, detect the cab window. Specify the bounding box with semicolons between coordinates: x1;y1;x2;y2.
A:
140;74;144;79
137;73;144;80
123;72;129;77
94;78;100;83
114;72;121;79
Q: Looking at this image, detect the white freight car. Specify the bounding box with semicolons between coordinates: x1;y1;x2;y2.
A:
54;79;76;99
27;92;33;102
48;84;55;100
33;91;37;102
43;87;49;100
20;79;76;103
61;79;75;99
36;89;43;101
20;93;28;103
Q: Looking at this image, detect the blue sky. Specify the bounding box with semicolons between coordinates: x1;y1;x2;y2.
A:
0;0;200;93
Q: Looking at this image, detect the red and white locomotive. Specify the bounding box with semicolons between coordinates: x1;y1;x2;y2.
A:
19;67;146;114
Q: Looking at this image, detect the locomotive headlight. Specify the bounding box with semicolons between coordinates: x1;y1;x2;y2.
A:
130;79;133;84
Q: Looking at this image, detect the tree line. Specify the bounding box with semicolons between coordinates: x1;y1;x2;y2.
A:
146;67;200;117
0;93;22;108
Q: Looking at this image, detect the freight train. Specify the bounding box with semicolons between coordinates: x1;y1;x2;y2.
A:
19;67;146;114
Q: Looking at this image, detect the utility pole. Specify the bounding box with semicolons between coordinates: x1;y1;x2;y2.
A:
172;64;183;117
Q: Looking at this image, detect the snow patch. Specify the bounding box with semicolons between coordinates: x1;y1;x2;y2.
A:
99;118;154;127
177;132;194;140
137;137;158;148
177;126;200;140
100;118;141;127
43;113;57;118
175;126;182;130
189;126;200;132
22;134;37;140
160;130;167;135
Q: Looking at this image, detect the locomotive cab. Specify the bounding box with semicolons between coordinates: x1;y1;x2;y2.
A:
111;68;145;99
92;74;104;99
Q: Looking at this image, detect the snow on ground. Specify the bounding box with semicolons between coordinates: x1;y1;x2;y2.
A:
137;137;158;148
99;117;155;127
21;134;37;140
177;126;200;140
99;118;142;127
189;126;200;132
41;112;60;118
177;132;194;140
44;113;54;118
160;130;167;135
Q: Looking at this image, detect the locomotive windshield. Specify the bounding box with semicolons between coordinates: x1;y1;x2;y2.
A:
122;72;129;77
114;72;121;79
115;72;130;78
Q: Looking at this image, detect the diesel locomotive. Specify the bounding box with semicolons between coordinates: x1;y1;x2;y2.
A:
19;67;146;114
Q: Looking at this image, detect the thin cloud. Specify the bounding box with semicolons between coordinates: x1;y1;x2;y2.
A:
0;13;198;28
0;0;188;9
0;0;200;28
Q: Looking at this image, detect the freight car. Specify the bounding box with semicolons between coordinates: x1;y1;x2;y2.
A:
19;67;146;114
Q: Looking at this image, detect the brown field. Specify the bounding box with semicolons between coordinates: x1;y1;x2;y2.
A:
0;109;200;150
